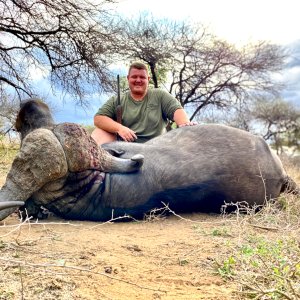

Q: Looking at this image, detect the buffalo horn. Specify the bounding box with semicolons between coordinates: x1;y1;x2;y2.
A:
0;201;25;210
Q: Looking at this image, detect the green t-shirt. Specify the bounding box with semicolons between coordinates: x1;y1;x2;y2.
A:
95;88;182;143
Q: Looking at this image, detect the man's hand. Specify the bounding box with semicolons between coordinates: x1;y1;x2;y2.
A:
173;109;198;128
117;126;137;142
178;121;198;127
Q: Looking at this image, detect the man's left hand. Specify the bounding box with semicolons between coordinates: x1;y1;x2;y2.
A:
178;121;198;127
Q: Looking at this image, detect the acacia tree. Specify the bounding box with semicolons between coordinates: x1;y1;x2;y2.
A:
112;13;184;87
0;0;117;102
168;36;285;121
114;14;286;121
251;98;300;153
0;87;19;136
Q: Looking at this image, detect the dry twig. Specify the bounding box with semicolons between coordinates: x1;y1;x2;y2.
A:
0;257;167;293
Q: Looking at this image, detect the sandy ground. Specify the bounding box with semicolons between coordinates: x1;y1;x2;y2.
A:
0;209;239;300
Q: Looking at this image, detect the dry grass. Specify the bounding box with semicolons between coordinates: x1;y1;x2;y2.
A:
214;194;300;300
0;142;19;186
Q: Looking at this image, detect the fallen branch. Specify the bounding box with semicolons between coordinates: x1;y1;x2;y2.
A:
249;224;279;231
161;202;232;225
0;257;167;293
89;210;139;229
0;217;80;238
239;281;295;300
0;216;32;238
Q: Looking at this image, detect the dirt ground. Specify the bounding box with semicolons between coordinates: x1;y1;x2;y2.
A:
0;211;241;300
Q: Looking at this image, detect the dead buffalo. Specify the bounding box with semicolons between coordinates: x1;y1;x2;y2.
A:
0;99;298;221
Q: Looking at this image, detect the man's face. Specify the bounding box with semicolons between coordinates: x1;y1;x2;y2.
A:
127;68;150;96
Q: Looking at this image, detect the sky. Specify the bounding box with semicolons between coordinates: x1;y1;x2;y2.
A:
114;0;299;46
51;0;300;124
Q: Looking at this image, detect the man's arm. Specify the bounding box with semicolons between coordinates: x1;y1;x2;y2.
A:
159;90;197;128
173;109;198;127
94;115;137;142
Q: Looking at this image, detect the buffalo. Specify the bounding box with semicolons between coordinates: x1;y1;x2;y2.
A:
0;99;298;221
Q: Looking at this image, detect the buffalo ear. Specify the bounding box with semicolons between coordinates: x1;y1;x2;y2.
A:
102;146;125;157
108;149;125;157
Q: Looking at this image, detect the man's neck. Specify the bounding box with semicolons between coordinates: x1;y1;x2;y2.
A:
130;91;147;101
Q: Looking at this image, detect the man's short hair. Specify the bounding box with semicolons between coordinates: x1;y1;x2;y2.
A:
128;61;149;75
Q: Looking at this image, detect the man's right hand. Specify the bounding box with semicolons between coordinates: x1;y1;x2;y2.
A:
117;126;137;142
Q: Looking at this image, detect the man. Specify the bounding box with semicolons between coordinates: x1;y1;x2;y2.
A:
91;62;197;144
